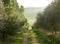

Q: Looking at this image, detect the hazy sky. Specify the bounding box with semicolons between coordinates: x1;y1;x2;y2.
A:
17;0;52;8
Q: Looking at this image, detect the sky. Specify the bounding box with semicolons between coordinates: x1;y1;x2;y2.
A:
17;0;52;8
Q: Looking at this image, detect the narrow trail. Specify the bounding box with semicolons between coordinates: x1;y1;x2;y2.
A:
22;29;39;44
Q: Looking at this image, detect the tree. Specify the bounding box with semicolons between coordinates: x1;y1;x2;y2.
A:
34;0;60;34
0;0;27;41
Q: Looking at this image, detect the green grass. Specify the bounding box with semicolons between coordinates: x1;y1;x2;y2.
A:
10;31;24;44
0;29;27;44
10;29;28;44
33;29;60;44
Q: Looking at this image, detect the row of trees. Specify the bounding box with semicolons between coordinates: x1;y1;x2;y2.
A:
33;0;60;35
0;0;27;41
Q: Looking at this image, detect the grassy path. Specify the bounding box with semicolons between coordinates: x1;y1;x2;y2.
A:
21;29;39;44
11;29;60;44
31;30;39;44
28;29;39;44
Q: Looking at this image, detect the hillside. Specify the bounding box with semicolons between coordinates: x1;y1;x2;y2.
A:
24;7;45;26
24;7;45;19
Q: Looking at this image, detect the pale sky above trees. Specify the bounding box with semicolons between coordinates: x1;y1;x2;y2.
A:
17;0;52;8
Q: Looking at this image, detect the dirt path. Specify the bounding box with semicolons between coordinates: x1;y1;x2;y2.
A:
22;29;39;44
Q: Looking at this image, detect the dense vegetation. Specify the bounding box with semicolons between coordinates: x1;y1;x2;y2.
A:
33;0;60;35
0;0;27;42
32;0;60;44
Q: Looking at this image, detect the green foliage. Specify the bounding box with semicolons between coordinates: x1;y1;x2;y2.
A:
0;0;27;41
34;0;60;32
5;16;19;35
33;0;60;43
33;30;60;44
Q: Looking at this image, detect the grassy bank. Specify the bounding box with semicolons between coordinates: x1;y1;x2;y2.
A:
33;29;60;44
